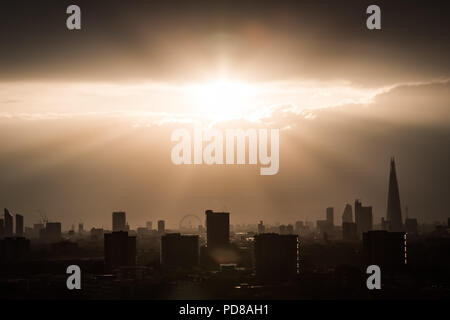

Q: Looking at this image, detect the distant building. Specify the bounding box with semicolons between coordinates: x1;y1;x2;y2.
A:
112;211;126;232
32;223;44;239
295;221;304;235
0;219;4;239
146;221;153;230
326;207;334;226
205;210;229;250
104;231;136;271
257;221;265;234
342;222;358;241
405;218;418;235
161;233;199;268
40;222;62;243
15;214;24;237
157;220;165;233
386;158;403;232
78;223;84;234
363;230;407;271
254;233;298;280
342;203;353;223
355;200;373;236
316;220;332;236
90;227;104;240
4;209;13;237
279;224;293;235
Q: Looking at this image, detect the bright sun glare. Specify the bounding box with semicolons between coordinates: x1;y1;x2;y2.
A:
189;79;257;122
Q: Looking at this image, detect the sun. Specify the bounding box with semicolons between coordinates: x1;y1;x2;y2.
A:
189;79;256;122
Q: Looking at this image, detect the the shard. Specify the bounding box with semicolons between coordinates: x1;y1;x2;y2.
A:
386;158;403;232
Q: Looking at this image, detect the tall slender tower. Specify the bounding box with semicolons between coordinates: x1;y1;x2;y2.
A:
386;158;403;232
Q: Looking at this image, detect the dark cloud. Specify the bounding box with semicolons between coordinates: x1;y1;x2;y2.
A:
1;0;449;85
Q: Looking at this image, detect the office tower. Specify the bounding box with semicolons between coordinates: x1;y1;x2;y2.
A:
316;220;332;236
146;221;153;230
0;219;4;239
15;214;24;237
33;223;44;239
104;231;136;271
342;222;358;241
355;200;373;236
286;224;294;234
157;220;165;233
78;223;84;234
4;208;13;237
257;221;265;234
112;211;126;232
90;227;104;240
161;233;199;268
279;224;287;235
40;222;62;242
205;210;229;250
405;218;418;235
254;233;298;280
342;203;353;223
363;230;407;270
386;158;403;232
326;207;334;226
295;221;304;235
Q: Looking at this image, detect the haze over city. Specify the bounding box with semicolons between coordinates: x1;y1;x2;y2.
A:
0;0;449;229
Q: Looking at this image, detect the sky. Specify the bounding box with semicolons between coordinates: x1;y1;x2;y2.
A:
0;0;449;229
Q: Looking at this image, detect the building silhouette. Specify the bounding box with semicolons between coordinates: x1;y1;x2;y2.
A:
40;222;62;243
254;233;298;280
0;219;4;239
112;211;126;232
104;231;136;271
342;203;353;223
386;158;403;232
15;214;24;237
326;207;334;226
363;230;407;271
342;222;358;241
146;221;153;230
205;210;229;250
4;208;13;237
295;221;304;235
157;220;165;233
405;218;418;235
161;233;199;268
355;200;373;236
257;221;265;233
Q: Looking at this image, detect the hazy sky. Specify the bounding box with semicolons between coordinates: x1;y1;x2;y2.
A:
0;1;449;229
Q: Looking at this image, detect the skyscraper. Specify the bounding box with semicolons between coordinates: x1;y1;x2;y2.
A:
157;220;165;233
254;233;298;280
4;208;13;237
15;214;24;237
363;230;407;271
161;233;199;268
205;210;229;250
342;203;353;223
0;219;4;239
112;211;126;232
355;200;373;236
342;222;358;241
104;231;136;271
386;158;403;232
326;207;334;226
